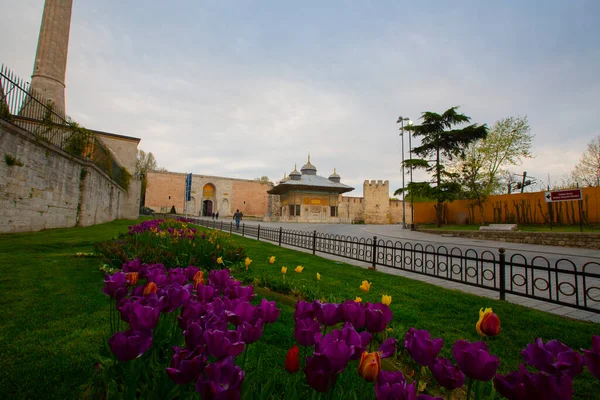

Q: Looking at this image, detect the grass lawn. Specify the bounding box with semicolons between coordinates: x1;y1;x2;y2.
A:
418;223;600;232
1;218;599;398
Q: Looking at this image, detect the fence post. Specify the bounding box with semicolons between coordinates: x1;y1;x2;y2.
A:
313;230;317;255
370;236;377;270
257;225;261;241
242;223;245;237
278;227;283;246
230;222;233;234
499;247;506;301
220;221;223;231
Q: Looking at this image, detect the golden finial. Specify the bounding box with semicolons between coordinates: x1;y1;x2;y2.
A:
294;163;297;171
334;168;337;174
308;152;311;163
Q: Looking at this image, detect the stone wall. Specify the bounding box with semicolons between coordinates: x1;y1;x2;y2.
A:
389;199;412;225
419;229;600;250
363;180;389;224
0;119;136;233
145;171;272;217
339;196;364;223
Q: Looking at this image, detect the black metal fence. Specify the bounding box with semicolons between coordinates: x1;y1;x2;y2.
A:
192;218;600;314
0;64;126;187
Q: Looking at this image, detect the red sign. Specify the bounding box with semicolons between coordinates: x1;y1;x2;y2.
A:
544;189;582;203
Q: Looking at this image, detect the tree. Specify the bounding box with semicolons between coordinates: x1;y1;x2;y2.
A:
571;134;600;187
452;116;534;194
136;150;160;206
394;107;488;227
254;176;271;185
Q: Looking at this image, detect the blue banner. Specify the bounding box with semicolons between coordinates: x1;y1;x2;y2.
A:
185;173;192;201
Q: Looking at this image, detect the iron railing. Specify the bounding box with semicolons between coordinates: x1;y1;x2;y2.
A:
0;64;127;187
191;218;600;314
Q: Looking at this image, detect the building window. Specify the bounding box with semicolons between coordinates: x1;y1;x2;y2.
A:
330;206;338;217
295;204;301;216
289;205;295;216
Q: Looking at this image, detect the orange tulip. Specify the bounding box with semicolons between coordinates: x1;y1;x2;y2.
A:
125;272;139;286
358;351;381;381
143;282;157;296
476;307;501;337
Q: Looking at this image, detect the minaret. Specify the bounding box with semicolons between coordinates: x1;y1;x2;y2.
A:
30;0;73;114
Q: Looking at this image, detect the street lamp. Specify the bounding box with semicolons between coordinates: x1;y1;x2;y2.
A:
406;119;414;230
397;116;410;228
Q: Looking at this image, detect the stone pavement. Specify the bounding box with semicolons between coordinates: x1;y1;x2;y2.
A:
196;219;600;323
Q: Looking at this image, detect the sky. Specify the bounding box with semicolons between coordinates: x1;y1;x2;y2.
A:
2;0;599;197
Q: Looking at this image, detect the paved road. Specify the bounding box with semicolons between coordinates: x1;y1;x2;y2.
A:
196;218;600;322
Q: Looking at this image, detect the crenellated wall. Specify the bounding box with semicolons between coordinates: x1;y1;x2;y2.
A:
363;180;389;224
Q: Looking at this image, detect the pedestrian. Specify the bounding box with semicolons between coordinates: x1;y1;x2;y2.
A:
212;212;215;220
233;209;242;230
216;212;219;220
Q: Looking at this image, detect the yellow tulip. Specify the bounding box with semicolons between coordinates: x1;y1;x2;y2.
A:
359;280;371;293
316;273;321;281
269;256;276;264
382;295;392;306
358;351;381;382
354;296;362;303
281;266;288;274
245;257;252;270
295;266;304;273
217;257;223;264
476;307;501;337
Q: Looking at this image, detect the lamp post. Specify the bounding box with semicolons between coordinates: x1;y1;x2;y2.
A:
407;120;414;230
397;116;409;228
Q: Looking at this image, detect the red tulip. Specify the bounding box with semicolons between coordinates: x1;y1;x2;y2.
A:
476;308;501;337
358;351;381;381
143;282;158;296
285;345;300;373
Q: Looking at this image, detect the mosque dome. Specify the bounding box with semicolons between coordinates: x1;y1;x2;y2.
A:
328;168;341;183
300;154;317;175
289;164;301;180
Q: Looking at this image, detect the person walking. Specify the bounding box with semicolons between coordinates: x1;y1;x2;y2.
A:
233;209;242;230
216;212;219;220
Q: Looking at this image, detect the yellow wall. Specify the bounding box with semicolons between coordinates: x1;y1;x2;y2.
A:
413;187;600;225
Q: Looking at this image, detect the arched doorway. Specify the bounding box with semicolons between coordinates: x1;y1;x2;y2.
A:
202;200;213;216
202;183;216;216
220;198;230;216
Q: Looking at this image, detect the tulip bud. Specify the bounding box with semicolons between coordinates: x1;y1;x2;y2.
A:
358;351;381;381
126;272;139;286
281;267;287;274
354;297;362;303
217;257;223;264
382;295;392;306
245;258;252;270
143;282;158;296
476;308;501;337
284;345;300;373
359;281;371;293
295;266;304;273
316;273;321;281
269;256;276;264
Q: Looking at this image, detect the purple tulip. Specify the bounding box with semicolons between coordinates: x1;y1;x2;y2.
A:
429;357;465;390
166;345;208;385
122;258;143;273
416;396;443;400
225;301;255;326
314;328;355;372
184;321;205;349
304;354;338;393
404;328;443;367
202;311;228;332
184;265;200;281
256;299;281;324
379;338;398;359
375;370;417;400
127;300;161;330
294;300;316;319
320;323;367;361
108;329;152;362
494;364;574;400
583;335;600;380
237;319;263;344
196;357;245;400
178;300;207;329
364;302;393;333
522;338;583;378
196;284;216;303
204;329;245;359
452;339;499;381
294;317;322;347
162;283;192;313
103;272;128;300
340;300;366;329
209;269;231;293
226;284;255;301
146;267;168;287
315;302;343;326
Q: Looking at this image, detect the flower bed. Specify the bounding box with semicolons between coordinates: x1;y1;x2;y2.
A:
93;220;600;399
